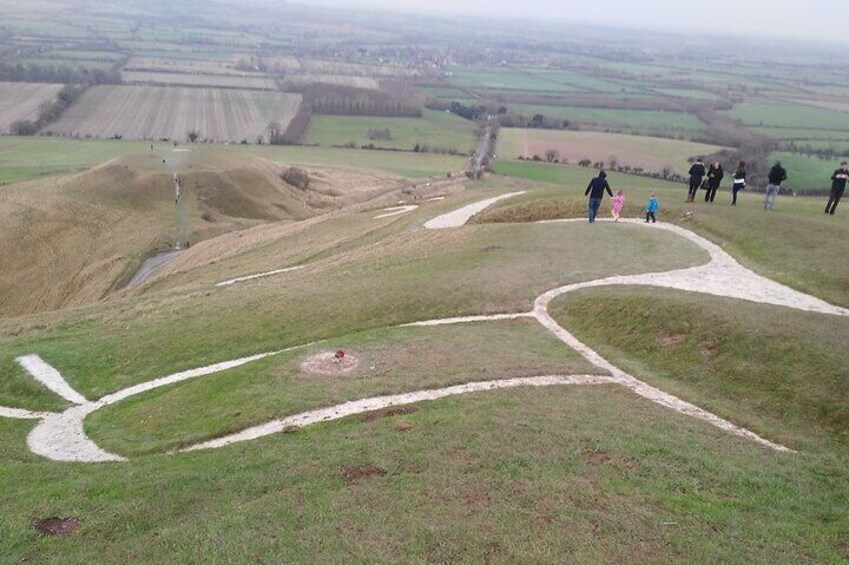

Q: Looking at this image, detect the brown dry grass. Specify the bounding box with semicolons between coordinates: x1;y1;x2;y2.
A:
0;151;402;316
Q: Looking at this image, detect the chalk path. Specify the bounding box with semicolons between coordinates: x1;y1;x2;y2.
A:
3;194;846;461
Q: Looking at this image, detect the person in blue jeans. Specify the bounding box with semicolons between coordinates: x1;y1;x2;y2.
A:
585;170;613;223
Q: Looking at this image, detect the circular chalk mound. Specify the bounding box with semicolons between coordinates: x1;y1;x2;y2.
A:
300;351;360;376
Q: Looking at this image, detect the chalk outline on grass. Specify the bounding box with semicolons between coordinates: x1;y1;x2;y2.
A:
3;194;846;461
216;266;304;287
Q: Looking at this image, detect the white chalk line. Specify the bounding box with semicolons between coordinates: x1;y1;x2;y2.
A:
424;191;526;229
0;406;55;420
180;375;614;452
215;266;304;287
22;344;314;463
374;205;419;219
402;313;534;327
15;355;88;405
3;198;843;460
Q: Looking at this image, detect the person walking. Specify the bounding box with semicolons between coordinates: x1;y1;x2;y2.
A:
645;192;659;223
731;160;746;206
687;158;706;203
585;170;613;224
705;162;724;203
825;161;848;215
764;161;787;211
611;190;626;222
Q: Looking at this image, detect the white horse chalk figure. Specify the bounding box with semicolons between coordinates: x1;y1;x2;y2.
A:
3;197;847;462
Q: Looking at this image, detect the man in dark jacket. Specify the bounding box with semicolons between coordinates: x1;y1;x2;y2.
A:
825;161;848;215
704;162;724;203
687;158;706;202
585;170;613;223
764;161;787;211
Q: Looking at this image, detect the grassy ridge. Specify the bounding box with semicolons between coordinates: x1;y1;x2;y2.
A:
551;287;849;451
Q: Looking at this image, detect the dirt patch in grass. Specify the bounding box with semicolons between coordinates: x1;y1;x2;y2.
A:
32;517;81;538
582;450;637;470
393;422;415;432
656;334;686;346
340;465;387;484
361;405;419;422
460;483;491;514
300;351;360;376
698;340;719;356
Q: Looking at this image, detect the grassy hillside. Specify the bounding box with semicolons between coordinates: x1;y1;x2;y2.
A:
1;167;847;562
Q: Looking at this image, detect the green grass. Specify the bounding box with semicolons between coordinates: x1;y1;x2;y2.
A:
2;387;848;562
754;127;849;141
488;161;849;308
0;216;705;408
87;320;599;456
507;104;705;132
0;137;467;184
769;151;848;190
302;109;478;153
729;100;849;131
0;137;151;185
551;287;849;451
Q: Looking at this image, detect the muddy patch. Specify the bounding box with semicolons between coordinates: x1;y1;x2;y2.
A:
300;351;359;376
393;422;415;432
656;334;686;346
361;405;419;422
33;517;81;538
481;245;503;252
340;465;386;484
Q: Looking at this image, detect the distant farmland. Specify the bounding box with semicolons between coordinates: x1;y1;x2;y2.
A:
500;129;724;175
122;71;277;90
47;86;302;142
0;82;63;133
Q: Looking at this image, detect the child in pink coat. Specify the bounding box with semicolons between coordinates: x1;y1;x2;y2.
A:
611;190;626;222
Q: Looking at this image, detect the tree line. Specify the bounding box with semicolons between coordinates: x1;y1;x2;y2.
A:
301;84;421;117
0;62;121;85
9;84;85;135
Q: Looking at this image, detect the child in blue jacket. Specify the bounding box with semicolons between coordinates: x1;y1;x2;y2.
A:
645;192;659;223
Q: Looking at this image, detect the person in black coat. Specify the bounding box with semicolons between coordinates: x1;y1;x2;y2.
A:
585;170;613;224
687;158;706;202
825;161;848;215
705;162;724;203
731;160;746;206
764;161;787;211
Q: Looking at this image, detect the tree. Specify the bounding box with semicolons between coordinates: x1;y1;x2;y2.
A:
267;121;284;145
187;130;200;143
608;155;618;170
545;149;561;163
578;159;592;168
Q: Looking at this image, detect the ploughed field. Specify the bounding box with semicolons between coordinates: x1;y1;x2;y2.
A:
121;71;278;90
45;86;302;142
0;83;64;133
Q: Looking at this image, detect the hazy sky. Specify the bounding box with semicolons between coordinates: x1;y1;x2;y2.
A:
306;0;844;43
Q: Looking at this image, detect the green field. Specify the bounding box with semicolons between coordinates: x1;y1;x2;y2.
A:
0;137;467;184
302;109;478;153
768;151;847;190
508;103;705;132
729;100;849;131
